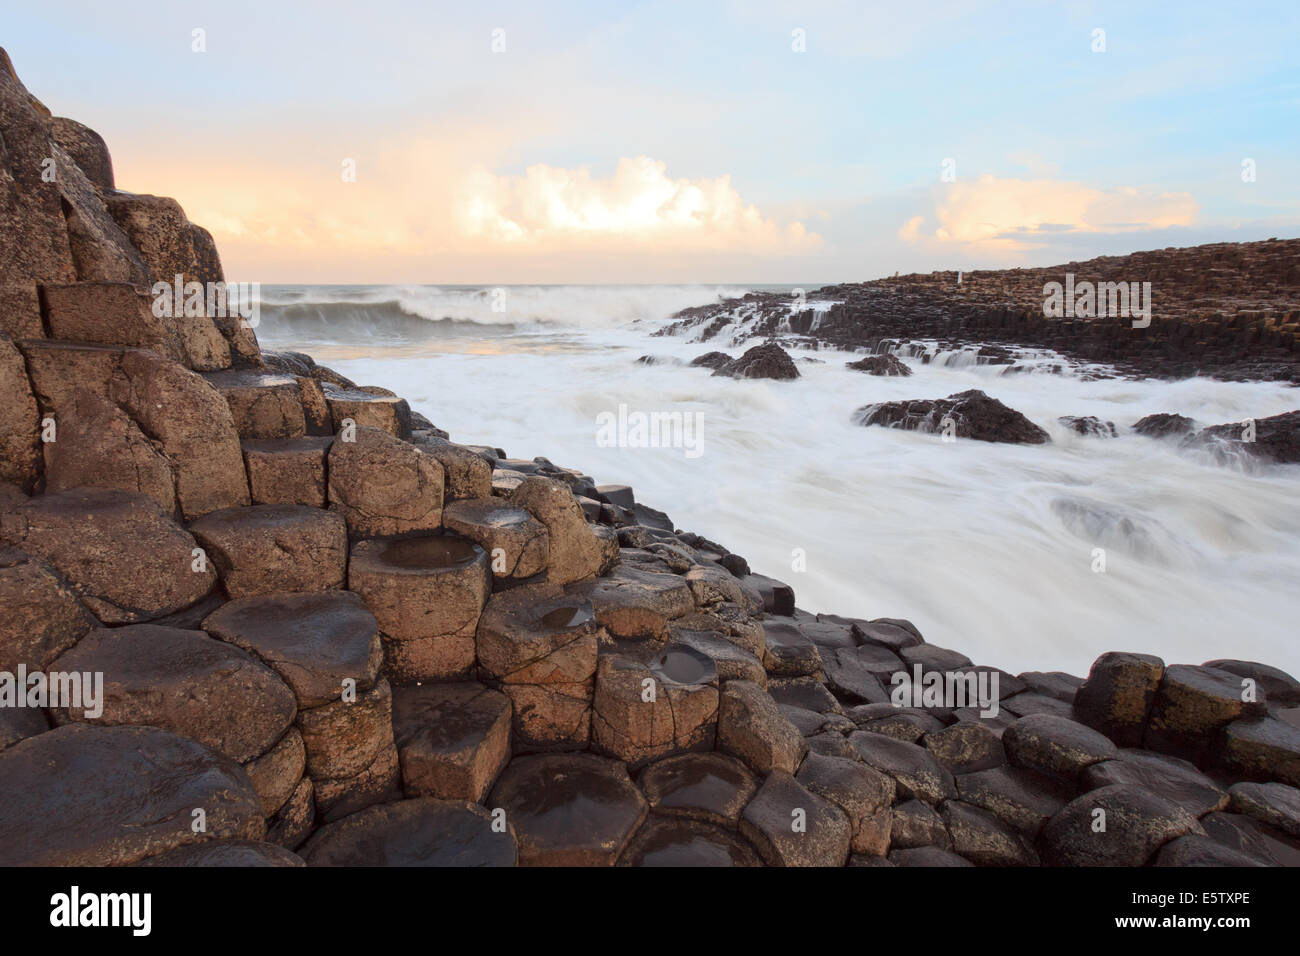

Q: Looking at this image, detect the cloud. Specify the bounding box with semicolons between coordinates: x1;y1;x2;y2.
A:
900;175;1198;251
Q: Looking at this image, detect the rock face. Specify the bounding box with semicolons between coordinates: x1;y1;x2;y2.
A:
855;390;1050;444
712;343;800;380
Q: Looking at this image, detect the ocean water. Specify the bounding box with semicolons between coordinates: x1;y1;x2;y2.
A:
256;284;1300;677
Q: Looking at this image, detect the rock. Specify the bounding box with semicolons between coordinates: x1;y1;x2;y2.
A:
890;799;951;849
1202;811;1300;866
769;676;841;715
1221;716;1300;787
326;427;443;537
202;590;382;709
569;565;693;640
924;720;1006;774
1153;834;1270;867
854;618;924;651
1228;781;1300;838
442;498;549;581
311;742;401;823
899;643;972;673
201;369;307;439
717;680;806;775
139;840;304;867
1;488;216;623
414;438;494;501
1186;409;1300;464
591;651;718;766
712;342;800;380
741;573;796;616
392;682;511;802
618;817;762;866
476;583;601;751
1058;415;1117;437
189;504;347;599
942;800;1039;866
320;382;411;439
1041;784;1204;866
1001;691;1075;719
0;705;47;754
669;628;767;686
244;727;306;816
1018;671;1084;702
1146;664;1264;759
739;771;851;867
1133;413;1197;438
1204;659;1300;706
1074;651;1165;745
348;533;490;683
796;751;896;854
303;798;516;866
0;548;94;672
267;777;315;850
488;753;646;866
762;620;823;677
1081;749;1228;817
509;477;604;585
848;731;956;805
0;283;43;340
889;846;974;867
241;436;332;508
0;336;41;491
0;724;264;866
638;752;757;826
846;353;911;376
689;351;733;370
49;624;296;763
50;115;114;189
855;389;1049;444
955;765;1068;837
297;677;395;780
1003;713;1117;779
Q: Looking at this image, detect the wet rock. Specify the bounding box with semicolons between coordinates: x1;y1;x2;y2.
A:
739;771;851;867
1221;716;1300;787
244;727;306;816
717;679;807;775
0;549;94;672
569;565;693;639
442;498;549;581
298;677;395;780
591;651;718;766
1;488;216;623
1058;415;1117;437
689;351;733;369
1041;784;1204;866
855;389;1049;444
392;682;511;802
713;342;800;380
1003;713;1117;779
889;846;973;867
638;752;757;826
267;777;315;850
328;425;443;537
846;353;911;376
1228;781;1300;838
796;751;896;854
49;623;296;763
0;724;263;866
139;840;304;867
669;628;767;686
848;731;956;805
348;533;490;682
1186;409;1300;464
303;798;516;866
955;765;1068;837
618;817;762;866
1074;651;1164;746
189;504;347;599
1153;833;1270;867
942;800;1039;866
1081;749;1227;817
1133;413;1196;438
320;382;411;439
762;620;823;677
1204;659;1300;706
488;753;646;866
1146;664;1264;759
202;590;382;709
890;798;951;850
241;437;332;508
924;720;1006;774
509;476;604;585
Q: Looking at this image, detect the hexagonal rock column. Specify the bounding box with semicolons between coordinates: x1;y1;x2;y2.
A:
1041;783;1204;866
1145;664;1265;761
347;534;491;683
618;818;762;866
0;724;264;866
268;778;316;850
0;335;43;492
40;280;213;368
476;583;603;751
509;477;604;585
327;425;443;537
241;436;333;508
0;488;216;623
392;682;512;802
415;438;493;501
740;771;853;867
638;752;758;827
48;624;297;763
488;753;647;866
568;565;695;640
302;798;517;866
189;504;347;599
320;383;411;439
0;548;94;672
796;751;897;856
1221;716;1300;787
717;679;807;775
1074;651;1165;746
591;647;719;767
244;727;307;817
138;840;305;867
442;498;549;583
200;369;308;439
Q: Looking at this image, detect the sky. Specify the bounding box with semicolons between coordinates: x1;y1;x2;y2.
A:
6;0;1299;284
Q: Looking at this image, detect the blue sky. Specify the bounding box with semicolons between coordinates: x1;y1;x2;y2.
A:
6;0;1298;282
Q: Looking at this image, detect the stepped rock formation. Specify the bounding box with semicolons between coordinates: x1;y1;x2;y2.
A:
2;51;1299;867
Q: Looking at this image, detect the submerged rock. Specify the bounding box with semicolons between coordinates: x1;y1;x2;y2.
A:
1058;415;1117;437
855;389;1049;444
712;343;800;380
1133;412;1197;438
846;353;911;376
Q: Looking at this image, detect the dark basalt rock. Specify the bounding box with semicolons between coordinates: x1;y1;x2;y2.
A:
712;343;800;380
1081;749;1228;817
1184;409;1300;463
618;817;761;866
855;389;1049;444
846;353;912;376
1133;412;1197;437
1041;784;1204;866
1154;833;1269;867
639;752;757;825
1058;415;1117;437
139;840;305;867
689;351;733;369
302;798;517;866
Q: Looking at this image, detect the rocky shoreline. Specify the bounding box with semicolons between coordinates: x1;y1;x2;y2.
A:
2;50;1299;867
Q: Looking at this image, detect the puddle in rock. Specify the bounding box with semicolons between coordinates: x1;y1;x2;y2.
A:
381;535;480;569
540;605;594;629
650;645;714;685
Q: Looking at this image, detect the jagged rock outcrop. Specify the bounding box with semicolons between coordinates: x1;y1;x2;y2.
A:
855;389;1050;444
